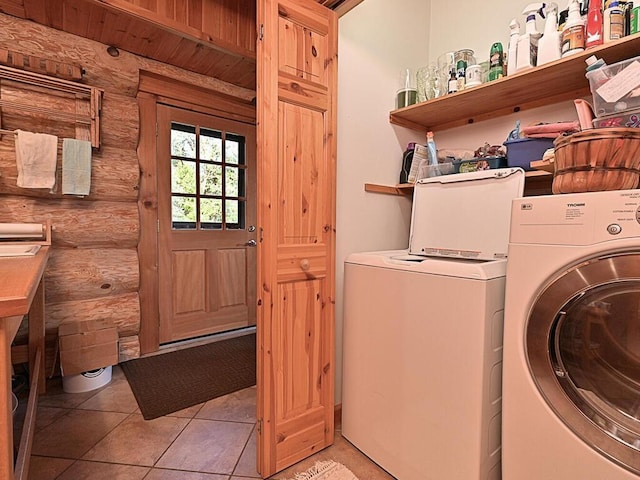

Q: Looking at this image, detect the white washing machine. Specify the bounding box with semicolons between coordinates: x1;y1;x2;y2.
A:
503;190;640;480
342;168;525;480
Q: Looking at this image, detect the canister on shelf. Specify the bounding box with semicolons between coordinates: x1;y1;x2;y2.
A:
488;42;504;81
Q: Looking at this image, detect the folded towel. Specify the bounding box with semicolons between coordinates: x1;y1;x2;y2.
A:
521;121;581;139
62;138;92;196
15;130;58;189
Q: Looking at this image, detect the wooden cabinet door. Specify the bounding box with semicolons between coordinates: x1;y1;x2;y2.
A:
256;0;337;476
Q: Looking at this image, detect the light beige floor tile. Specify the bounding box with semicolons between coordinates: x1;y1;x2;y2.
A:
35;406;70;431
28;456;74;480
156;419;253;474
233;426;259;478
144;469;229;479
196;387;256;423
38;380;102;409
32;409;128;458
56;460;150;480
82;413;189;466
165;402;205;419
77;377;139;413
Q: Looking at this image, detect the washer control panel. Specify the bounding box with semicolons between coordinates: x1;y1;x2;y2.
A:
511;190;640;245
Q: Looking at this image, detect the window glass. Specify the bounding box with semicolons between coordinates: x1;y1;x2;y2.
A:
171;124;196;158
171;159;196;194
554;283;640;448
200;164;223;196
170;123;246;231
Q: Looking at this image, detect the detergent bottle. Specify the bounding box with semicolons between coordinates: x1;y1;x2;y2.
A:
538;3;562;65
516;3;545;71
561;0;585;57
507;19;520;75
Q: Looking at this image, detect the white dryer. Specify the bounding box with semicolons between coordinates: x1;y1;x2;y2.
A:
503;190;640;480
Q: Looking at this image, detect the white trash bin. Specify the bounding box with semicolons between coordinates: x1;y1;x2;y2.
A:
62;366;112;393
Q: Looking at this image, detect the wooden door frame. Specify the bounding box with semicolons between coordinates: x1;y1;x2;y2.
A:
137;71;256;354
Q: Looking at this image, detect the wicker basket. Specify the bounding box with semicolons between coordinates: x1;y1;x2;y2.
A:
552;128;640;194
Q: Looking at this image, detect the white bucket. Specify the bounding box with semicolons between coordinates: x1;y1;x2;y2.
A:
11;392;18;417
62;366;112;393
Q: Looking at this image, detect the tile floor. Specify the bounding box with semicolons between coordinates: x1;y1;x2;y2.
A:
19;366;395;480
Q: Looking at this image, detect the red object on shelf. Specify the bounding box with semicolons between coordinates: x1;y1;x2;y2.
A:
586;0;604;48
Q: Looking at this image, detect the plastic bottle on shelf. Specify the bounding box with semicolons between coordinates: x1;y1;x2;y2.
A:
516;3;544;71
562;0;586;57
488;42;505;81
507;19;521;75
603;0;624;42
538;3;562;65
585;55;609;89
585;0;604;48
448;69;458;93
400;143;416;184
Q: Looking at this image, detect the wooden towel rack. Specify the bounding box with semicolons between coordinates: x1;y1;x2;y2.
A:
0;64;103;148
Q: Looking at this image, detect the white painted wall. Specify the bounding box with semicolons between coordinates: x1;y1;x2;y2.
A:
335;0;580;403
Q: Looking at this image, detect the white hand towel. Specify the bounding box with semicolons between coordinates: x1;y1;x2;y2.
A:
15;130;58;189
62;138;92;196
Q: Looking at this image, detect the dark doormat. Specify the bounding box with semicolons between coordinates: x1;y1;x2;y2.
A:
121;332;256;420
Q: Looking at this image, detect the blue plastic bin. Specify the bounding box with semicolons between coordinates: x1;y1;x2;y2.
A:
503;138;555;171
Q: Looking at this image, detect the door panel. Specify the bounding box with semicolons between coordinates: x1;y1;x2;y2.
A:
157;105;257;344
527;253;640;475
257;0;337;476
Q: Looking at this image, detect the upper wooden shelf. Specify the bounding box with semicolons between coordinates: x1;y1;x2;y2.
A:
390;33;640;133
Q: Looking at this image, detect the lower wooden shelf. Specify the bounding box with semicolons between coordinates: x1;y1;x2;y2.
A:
364;183;414;195
365;171;553;196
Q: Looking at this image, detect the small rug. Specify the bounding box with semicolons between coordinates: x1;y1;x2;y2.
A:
284;460;359;480
121;332;256;420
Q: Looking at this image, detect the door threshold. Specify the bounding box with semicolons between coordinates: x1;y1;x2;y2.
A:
142;326;256;358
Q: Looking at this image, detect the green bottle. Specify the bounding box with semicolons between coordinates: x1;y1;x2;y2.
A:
488;42;504;81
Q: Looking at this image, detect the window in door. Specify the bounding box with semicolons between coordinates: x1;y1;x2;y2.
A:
170;122;247;231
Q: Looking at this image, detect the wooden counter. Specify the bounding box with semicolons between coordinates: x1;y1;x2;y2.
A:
0;246;49;480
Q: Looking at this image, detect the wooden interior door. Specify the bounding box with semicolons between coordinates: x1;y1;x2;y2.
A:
256;0;337;476
157;105;257;344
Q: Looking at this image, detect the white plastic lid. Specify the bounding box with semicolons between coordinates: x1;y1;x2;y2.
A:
408;168;525;261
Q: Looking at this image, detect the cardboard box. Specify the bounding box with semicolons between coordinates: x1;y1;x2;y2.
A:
59;320;118;376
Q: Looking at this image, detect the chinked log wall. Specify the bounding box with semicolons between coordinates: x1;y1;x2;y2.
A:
0;12;255;373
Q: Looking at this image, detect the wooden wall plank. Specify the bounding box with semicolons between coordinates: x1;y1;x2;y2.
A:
47;292;141;337
46;248;139;303
136;93;160;354
0;197;140;248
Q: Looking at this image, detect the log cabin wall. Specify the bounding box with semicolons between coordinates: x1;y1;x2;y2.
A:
0;11;255;373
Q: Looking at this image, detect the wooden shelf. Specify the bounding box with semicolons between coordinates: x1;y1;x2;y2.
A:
364;183;414;195
365;170;552;196
389;34;640;133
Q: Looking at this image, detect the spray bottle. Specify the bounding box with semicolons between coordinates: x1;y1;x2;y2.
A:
516;3;545;71
561;0;585;57
507;19;520;75
538;3;562;65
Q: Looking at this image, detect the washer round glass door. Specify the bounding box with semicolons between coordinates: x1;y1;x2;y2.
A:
527;252;640;475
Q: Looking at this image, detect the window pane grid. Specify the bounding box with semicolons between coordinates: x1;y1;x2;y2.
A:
170;122;247;230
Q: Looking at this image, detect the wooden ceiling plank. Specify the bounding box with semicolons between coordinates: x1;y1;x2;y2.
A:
0;0;27;17
99;0;256;61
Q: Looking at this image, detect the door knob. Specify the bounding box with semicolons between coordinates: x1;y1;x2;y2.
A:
244;239;257;247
